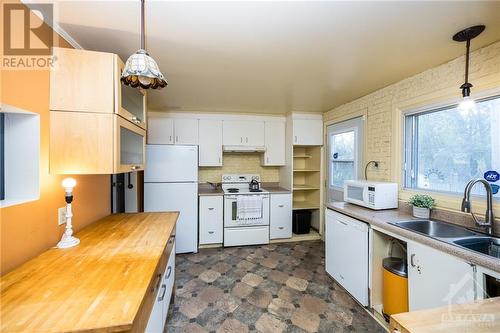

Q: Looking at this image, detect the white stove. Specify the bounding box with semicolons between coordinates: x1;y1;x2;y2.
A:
221;174;270;247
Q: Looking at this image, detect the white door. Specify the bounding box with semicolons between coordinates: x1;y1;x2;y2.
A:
144;145;198;182
223;120;245;145
199;120;223;166
327;117;364;202
245;121;265;146
174;119;199;144
144;183;198;254
270;194;292;239
263;122;285;166
407;242;475;311
199;196;223;244
293;119;323;145
148;117;174;144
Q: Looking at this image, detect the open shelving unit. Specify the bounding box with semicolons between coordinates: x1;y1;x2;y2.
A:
292;146;322;237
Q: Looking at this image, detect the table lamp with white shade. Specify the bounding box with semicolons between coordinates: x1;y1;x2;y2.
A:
57;177;80;249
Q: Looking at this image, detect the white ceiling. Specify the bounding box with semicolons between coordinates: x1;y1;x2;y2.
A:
41;1;500;114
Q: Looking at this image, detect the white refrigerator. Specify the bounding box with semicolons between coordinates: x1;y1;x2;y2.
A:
144;145;198;254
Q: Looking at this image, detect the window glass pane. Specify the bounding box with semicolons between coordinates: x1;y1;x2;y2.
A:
331;131;355;160
406;96;500;198
331;161;354;187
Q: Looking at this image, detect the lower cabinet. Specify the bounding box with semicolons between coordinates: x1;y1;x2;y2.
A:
407;242;475;311
146;239;176;333
270;194;292;239
199;196;223;245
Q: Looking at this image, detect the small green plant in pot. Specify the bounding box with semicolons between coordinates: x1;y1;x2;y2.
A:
408;194;435;219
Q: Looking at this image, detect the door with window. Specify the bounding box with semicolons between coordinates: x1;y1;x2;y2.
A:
327;117;364;202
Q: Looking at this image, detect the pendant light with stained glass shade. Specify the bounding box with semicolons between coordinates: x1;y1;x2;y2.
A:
121;0;167;89
452;25;485;112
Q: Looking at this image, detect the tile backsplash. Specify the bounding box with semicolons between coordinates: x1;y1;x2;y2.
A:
199;153;280;183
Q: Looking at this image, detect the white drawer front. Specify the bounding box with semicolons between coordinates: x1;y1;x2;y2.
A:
199;196;223;244
270;194;292;239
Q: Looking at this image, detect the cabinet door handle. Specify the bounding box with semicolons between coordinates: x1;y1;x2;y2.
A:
278;227;284;230
166;266;172;278
208;207;214;210
208;231;214;234
131;165;141;170
410;254;416;267
295;136;297;143
158;284;166;301
278;204;284;207
151;273;161;293
175;136;179;143
240;137;243;143
339;220;347;226
219;157;221;164
246;137;248;143
267;157;269;163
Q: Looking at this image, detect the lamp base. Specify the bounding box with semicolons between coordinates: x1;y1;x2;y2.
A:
57;235;80;249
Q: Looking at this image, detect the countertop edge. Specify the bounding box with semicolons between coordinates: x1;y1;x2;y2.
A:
326;203;500;274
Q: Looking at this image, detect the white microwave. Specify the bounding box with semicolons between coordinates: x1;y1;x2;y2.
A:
344;180;398;210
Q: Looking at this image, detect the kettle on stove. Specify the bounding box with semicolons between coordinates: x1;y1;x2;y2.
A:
249;179;260;191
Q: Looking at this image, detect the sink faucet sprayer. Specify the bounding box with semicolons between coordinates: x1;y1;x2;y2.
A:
461;178;495;235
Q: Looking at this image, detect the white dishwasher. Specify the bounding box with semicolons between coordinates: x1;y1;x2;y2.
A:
325;209;370;306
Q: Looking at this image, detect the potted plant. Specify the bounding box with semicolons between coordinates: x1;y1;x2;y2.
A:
408;194;435;219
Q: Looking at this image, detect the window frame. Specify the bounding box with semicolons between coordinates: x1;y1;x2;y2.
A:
403;94;500;197
329;126;359;190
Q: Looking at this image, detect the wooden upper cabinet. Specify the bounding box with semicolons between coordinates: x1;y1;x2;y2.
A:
50;111;145;174
50;47;147;130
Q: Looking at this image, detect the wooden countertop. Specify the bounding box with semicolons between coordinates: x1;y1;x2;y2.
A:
390;297;500;333
0;212;178;333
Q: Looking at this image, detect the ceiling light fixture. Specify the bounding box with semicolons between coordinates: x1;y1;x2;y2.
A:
121;0;167;89
452;25;485;112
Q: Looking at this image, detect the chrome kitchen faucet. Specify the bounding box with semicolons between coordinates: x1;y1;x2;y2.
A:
461;178;495;236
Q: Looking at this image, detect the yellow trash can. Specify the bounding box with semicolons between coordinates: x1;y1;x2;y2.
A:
382;257;408;317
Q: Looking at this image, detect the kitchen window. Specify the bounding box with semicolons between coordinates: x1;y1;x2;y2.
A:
404;95;500;198
327;117;364;202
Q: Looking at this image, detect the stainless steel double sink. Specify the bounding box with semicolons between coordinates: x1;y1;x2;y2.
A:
390;220;500;259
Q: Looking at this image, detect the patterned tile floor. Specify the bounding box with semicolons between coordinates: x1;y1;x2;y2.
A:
165;241;385;333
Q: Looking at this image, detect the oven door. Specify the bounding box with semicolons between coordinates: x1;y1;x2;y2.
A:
224;194;270;227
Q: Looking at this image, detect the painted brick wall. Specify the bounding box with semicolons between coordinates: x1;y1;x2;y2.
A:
199;153;280;183
324;41;500;182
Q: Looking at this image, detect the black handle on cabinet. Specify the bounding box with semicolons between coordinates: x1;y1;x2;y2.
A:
208;207;214;210
158;284;166;301
166;266;172;279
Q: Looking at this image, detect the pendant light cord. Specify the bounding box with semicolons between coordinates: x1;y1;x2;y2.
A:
464;38;470;84
140;0;145;50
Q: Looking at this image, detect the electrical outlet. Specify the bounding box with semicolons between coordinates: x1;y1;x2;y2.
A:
58;207;67;226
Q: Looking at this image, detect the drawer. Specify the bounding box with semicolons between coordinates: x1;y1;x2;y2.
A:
199;196;223;245
270;194;292;239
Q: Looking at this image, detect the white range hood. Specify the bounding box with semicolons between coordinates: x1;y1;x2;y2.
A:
222;145;266;153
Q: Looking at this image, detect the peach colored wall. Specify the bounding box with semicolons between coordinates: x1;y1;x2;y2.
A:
0;10;110;274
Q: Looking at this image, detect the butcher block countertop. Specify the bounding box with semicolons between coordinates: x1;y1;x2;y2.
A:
390;297;500;333
0;212;178;333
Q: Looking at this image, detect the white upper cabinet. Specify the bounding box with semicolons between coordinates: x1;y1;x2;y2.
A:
262;121;285;166
407;242;475;311
293;118;323;146
199;120;223;166
174;119;199;145
147;118;198;145
223;120;265;146
148;118;174;144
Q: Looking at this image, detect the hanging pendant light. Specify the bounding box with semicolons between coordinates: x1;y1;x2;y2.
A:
121;0;167;89
452;25;485;112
